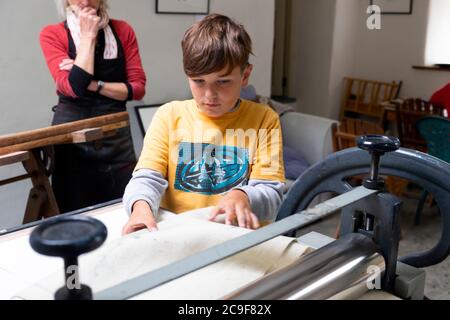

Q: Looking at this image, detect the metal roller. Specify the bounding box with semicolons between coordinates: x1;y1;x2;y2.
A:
225;233;385;300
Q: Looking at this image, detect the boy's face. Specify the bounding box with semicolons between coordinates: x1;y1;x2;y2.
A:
188;64;253;118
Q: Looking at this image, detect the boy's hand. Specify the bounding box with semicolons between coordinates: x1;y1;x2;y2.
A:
122;200;158;235
209;190;260;230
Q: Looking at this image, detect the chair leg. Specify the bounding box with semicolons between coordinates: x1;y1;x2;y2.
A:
414;190;428;226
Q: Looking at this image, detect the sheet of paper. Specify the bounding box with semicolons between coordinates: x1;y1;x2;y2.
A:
1;206;311;300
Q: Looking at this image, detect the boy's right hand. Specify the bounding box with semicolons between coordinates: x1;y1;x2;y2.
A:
122;200;158;235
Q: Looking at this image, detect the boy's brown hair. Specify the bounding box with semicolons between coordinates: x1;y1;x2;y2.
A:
181;14;253;77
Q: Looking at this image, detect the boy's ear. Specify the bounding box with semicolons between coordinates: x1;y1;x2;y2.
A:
241;64;253;87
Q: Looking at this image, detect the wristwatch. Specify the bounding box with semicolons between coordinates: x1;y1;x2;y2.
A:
96;80;105;94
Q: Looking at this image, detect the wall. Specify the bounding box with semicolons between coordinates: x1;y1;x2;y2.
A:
210;0;275;96
353;0;449;100
288;0;449;120
271;0;288;96
108;0;275;104
0;0;275;229
288;0;336;117
288;0;360;119
425;0;450;65
0;1;58;231
327;0;360;120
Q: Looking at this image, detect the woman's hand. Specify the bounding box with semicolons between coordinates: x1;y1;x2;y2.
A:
59;58;74;71
122;200;158;235
73;7;100;75
209;190;260;230
78;7;101;39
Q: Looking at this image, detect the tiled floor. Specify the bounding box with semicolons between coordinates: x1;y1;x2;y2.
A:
296;194;449;300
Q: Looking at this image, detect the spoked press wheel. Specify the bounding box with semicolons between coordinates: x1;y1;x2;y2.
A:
276;147;450;268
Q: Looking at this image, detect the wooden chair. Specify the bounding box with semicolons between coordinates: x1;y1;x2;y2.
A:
340;77;401;127
395;98;446;152
332;118;384;152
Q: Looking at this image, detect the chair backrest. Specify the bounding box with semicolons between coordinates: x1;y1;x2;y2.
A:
340;77;401;125
126;103;161;157
280;112;338;165
332;118;384;151
416;116;450;163
396;98;446;151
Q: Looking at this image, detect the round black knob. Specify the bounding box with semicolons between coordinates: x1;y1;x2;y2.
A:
357;135;401;190
357;135;401;154
30;216;107;300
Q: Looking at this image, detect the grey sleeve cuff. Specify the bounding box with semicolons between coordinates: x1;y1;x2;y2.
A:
123;169;168;219
235;180;285;222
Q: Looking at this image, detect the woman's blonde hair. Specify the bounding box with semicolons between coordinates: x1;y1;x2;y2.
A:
54;0;109;19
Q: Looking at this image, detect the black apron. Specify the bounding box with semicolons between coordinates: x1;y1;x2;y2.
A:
51;22;136;213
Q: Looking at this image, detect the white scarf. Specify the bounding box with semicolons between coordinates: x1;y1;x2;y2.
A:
66;6;118;59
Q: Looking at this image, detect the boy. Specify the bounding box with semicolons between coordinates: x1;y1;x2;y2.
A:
122;14;285;235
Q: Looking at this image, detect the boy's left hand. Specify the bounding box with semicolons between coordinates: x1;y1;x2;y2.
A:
209;190;260;230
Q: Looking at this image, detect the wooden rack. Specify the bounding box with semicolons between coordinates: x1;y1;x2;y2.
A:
0;112;130;223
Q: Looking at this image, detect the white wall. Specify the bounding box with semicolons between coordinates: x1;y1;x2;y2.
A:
210;0;275;96
271;0;288;96
0;1;58;231
288;0;336;117
0;1;58;136
353;0;449;100
425;0;450;65
104;0;275;104
0;0;275;229
289;0;449;120
327;0;360;120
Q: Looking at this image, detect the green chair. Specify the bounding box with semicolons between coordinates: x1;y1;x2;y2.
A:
414;116;450;225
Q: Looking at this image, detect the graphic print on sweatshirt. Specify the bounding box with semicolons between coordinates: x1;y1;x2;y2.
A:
175;142;249;195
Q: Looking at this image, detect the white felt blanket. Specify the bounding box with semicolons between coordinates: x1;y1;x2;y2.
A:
0;205;311;300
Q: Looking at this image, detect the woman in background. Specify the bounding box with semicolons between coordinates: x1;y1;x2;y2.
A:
430;82;450;117
40;0;146;212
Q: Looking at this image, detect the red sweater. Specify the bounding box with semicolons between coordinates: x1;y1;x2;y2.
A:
430;82;450;116
40;19;146;100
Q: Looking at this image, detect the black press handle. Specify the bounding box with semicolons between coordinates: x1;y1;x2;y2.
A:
357;135;401;190
30;216;107;300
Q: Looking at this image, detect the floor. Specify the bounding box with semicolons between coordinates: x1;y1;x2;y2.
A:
296;193;450;300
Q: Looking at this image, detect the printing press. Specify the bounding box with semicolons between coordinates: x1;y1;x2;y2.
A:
1;135;449;300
